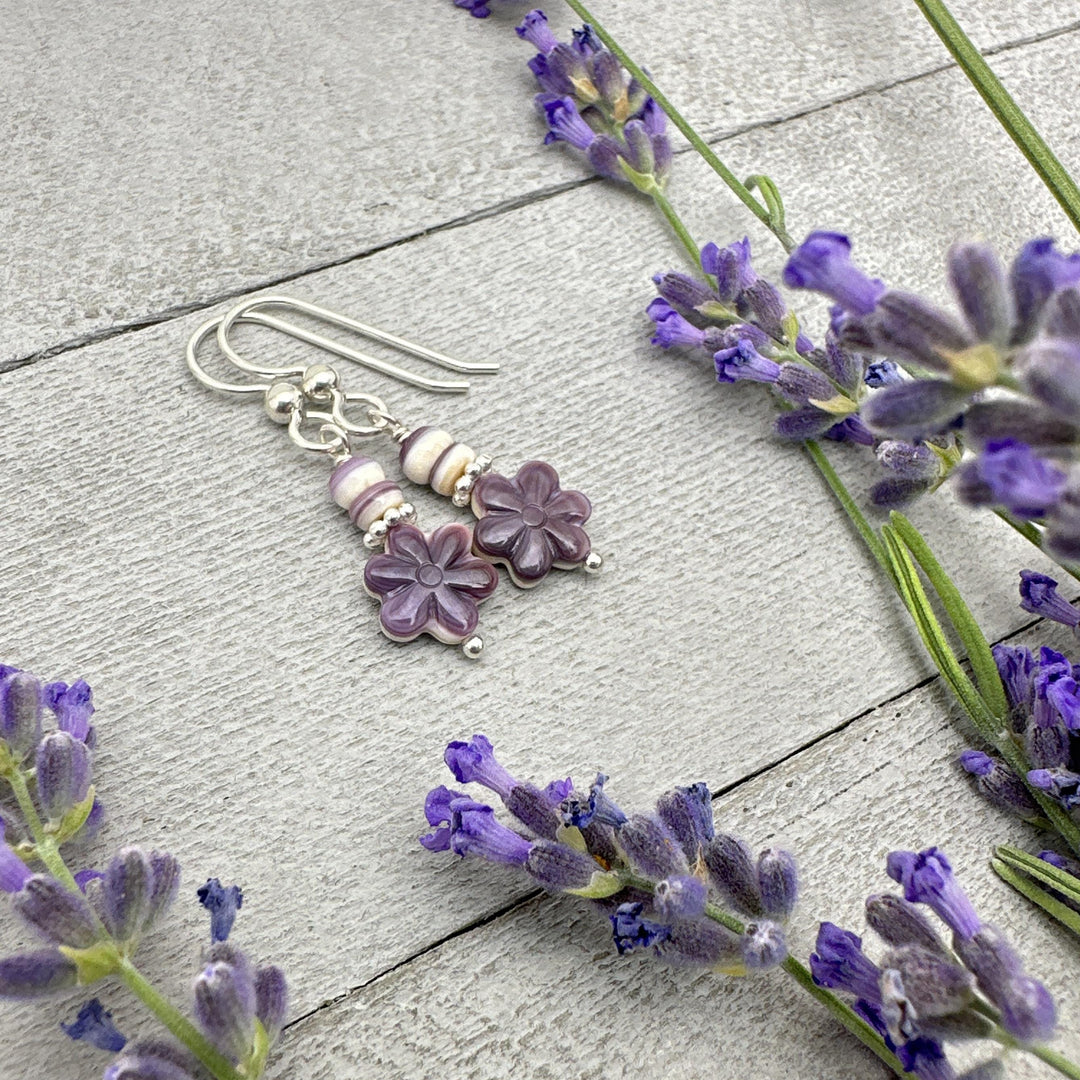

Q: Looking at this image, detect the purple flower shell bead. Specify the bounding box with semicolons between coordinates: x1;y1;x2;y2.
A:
364;523;498;644
470;461;593;588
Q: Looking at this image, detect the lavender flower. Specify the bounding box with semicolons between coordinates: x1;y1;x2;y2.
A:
61;998;127;1052
103;1040;199;1080
424;737;798;975
885;848;982;940
519;11;670;188
1018;569;1080;631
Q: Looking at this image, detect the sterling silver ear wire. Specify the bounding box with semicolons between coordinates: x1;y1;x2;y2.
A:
187;295;601;657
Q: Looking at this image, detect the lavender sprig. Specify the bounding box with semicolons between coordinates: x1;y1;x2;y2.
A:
424;736;1079;1078
0;667;288;1080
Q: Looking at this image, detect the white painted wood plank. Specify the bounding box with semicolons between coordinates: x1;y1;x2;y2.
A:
3;25;1080;1079
1;1;1078;363
263;627;1080;1079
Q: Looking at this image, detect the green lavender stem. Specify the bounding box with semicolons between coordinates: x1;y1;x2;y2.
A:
650;188;704;272
5;768;82;893
911;0;1080;235
560;0;795;251
117;960;243;1080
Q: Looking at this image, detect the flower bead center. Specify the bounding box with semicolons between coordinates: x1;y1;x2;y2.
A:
417;563;445;588
520;503;547;528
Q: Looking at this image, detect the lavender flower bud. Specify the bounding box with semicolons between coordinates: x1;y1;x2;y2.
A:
254;965;288;1043
870;477;935;508
586;135;622;181
610;902;670;954
757;848;799;919
104;1039;199;1080
524;840;600;892
505;783;562;840
947;242;1011;344
876;440;940;482
871;291;971;365
774;407;843;441
992;643;1036;719
647;299;708;350
865;893;948;955
443;735;517;800
515;10;558;54
861;380;971;441
103;848;178;943
774;363;837;407
741;279;787;340
654;876;707;921
0;670;42;761
782;232;884;316
35;732;91;822
1047;481;1080;561
865;360;904;387
659;917;742;968
1042;286;1080;338
882;945;975;1017
655;783;714;863
1018;570;1080;629
652;271;717;312
618;813;689;880
0;949;78;997
44;679;95;744
197;879;244;943
449;801;534;866
61;997;127;1051
14;876;99;948
1009;237;1080;342
957;751;1040;819
954;925;1055;1043
146;851;181;928
702;237;757;304
965;401;1080;448
714;340;780;384
886;848;982;941
561;773;626;830
1019;340;1080;422
193;956;256;1062
578;821;621;867
102;848;153;942
702;834;762;916
809;923;881;999
741;920;787;970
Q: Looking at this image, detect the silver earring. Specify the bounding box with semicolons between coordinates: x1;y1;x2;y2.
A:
187;295;601;657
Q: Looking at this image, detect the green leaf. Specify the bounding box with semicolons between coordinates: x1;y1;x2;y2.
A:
992;858;1080;937
995;845;1080;904
889;513;1009;720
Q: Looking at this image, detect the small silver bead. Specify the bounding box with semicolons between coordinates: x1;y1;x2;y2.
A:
454;474;475;496
451;490;472;508
382;506;403;529
368;519;389;540
301;363;339;399
474;454;493;473
461;635;484;659
463;460;484;480
398;502;417;523
362;531;383;551
583;551;603;573
263;381;304;424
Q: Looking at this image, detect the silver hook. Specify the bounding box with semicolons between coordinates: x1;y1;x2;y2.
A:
215;295;498;394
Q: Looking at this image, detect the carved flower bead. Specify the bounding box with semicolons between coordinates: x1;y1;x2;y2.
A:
470;461;592;588
363;523;498;644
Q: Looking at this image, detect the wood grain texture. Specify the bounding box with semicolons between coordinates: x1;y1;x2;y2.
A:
1;0;1078;364
264;628;1080;1080
1;4;1080;1078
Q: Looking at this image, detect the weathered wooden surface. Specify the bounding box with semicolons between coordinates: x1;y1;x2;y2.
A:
1;1;1078;364
2;2;1080;1078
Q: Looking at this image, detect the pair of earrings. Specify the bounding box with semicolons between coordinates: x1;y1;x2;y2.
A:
187;296;602;657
